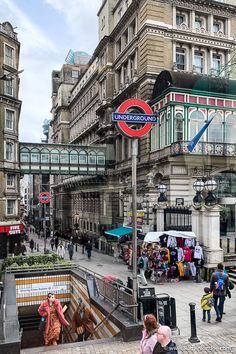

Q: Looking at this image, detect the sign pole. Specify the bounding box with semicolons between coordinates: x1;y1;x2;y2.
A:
112;98;158;323
43;203;47;254
132;138;138;323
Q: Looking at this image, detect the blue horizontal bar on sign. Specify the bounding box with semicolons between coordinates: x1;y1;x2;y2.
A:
112;112;158;123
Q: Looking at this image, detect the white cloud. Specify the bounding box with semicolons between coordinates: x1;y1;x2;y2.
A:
0;0;102;142
0;0;62;142
45;0;101;53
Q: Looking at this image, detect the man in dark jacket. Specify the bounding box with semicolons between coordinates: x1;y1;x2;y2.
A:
210;262;229;322
85;240;92;259
153;325;178;354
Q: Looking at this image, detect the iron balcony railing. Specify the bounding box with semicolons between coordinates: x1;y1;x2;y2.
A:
171;141;236;156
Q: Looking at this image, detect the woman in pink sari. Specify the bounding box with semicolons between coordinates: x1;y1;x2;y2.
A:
38;293;69;346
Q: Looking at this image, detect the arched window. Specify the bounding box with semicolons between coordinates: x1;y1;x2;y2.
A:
150;123;158;151
31;148;40;163
50;149;59;163
208;112;223;142
41;148;49;163
60;150;69;163
20;147;30;162
79;151;87;164
160;113;165;148
97;152;105;165
189;110;205;140
88;151;96;165
225;113;236;143
70;150;78;164
174;112;184;141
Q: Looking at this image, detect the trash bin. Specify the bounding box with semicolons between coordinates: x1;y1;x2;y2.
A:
138;287;157;320
156;293;177;330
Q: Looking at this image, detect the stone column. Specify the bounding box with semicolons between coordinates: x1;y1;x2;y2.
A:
199;205;223;267
156;207;165;231
190;10;195;29
208;14;213;33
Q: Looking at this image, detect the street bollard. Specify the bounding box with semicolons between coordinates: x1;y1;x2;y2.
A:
37;244;39;252
188;302;200;343
34;241;36;250
75;243;78;252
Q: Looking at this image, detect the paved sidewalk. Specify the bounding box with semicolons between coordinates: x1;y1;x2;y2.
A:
25;233;236;353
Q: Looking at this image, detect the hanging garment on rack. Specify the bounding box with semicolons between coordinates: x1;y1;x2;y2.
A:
189;262;196;277
177;261;184;277
194;245;203;259
169;248;178;264
177;247;184;262
167;236;177;248
183;246;191;262
183;262;191;278
184;238;195;247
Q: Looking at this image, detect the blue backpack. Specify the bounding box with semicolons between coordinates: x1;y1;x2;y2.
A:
215;272;226;291
138;257;144;269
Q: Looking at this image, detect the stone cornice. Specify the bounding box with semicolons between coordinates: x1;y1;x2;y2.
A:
168;0;236;16
139;23;236;51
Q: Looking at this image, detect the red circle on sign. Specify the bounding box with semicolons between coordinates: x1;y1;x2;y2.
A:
38;191;51;204
116;98;153;138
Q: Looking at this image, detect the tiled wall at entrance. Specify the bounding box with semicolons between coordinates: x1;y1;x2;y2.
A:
66;273;120;342
15;274;71;306
15;270;120;341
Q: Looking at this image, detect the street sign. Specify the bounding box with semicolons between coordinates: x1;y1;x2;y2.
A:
38;191;51;204
112;112;157;124
113;98;157;138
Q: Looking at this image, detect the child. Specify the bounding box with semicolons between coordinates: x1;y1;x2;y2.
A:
201;287;214;323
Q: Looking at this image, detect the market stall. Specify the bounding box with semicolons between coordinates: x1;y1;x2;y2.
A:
142;230;202;283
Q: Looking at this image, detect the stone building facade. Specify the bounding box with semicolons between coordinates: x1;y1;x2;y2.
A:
51;0;236;261
0;22;23;257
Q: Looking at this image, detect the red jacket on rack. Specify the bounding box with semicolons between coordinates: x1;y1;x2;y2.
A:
183;246;191;262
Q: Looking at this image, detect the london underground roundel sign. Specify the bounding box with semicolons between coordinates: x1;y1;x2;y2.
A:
38;191;51;204
112;98;157;138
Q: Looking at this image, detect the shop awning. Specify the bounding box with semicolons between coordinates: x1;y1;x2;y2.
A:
144;230;197;243
105;226;133;238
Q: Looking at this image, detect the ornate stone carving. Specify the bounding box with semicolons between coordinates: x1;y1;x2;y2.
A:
169;0;235;17
189;167;205;177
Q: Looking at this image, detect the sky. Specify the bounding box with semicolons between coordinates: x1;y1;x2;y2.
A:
0;0;102;143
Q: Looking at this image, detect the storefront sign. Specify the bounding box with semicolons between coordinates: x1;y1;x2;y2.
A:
128;210;145;227
0;224;24;236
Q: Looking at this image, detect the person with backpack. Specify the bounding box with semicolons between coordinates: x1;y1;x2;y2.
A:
200;287;214;323
210;262;229;322
138;252;148;286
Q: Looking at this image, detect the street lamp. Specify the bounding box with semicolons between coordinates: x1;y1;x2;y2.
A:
193;179;204;205
204;178;217;206
157;184;167;203
192;178;217;206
